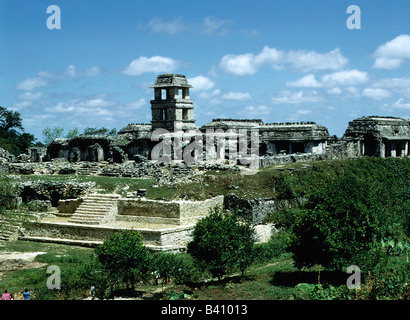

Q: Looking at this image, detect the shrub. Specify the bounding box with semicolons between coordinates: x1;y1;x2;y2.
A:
252;231;290;264
94;230;151;290
287;176;384;271
187;207;256;280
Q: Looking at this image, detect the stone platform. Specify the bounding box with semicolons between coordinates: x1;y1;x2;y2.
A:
21;218;195;251
19;194;225;251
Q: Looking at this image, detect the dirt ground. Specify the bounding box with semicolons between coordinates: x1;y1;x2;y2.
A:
0;251;47;299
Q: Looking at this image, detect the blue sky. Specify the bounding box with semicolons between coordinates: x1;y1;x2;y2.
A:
1;0;410;142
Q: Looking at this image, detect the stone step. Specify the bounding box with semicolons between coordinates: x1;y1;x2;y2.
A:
80;202;116;207
75;206;110;211
68;193;119;225
70;213;106;218
86;194;120;199
75;210;110;214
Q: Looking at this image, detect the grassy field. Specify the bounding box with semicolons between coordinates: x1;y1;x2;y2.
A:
0;240;335;300
19;157;410;202
1;157;409;300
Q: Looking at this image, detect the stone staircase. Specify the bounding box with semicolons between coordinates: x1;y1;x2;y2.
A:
68;194;120;225
0;216;20;243
76;162;102;175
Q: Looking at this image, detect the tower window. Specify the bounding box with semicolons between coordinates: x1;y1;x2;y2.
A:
161;109;167;120
182;109;188;120
161;89;167;100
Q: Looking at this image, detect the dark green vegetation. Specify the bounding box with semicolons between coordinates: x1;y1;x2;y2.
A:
42;126;117;145
0;157;409;300
188;207;255;279
0;106;39;156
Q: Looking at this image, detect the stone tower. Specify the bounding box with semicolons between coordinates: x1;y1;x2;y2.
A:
150;73;196;131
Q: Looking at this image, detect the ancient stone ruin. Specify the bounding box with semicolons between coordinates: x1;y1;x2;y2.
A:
14;73;409;169
1;73;409;250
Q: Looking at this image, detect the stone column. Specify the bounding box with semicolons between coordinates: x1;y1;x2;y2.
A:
391;142;396;157
379;140;385;158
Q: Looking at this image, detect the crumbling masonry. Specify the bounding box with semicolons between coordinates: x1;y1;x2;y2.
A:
13;73;410;166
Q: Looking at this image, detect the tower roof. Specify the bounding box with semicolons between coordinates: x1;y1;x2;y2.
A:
150;73;192;88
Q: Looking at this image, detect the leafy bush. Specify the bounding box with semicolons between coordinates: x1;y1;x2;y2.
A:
188;206;256;280
252;231;290;263
287;176;384;271
94;230;151;290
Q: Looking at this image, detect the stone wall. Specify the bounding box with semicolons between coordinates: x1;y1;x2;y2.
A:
21;220;194;250
17;180;95;206
116;195;224;225
57;198;83;214
224;194;276;225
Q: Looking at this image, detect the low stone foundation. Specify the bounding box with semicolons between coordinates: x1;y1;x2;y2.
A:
116;196;224;225
19;193;276;250
21;220;194;251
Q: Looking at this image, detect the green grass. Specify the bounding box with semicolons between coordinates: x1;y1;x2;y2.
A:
14;157;410;202
0;241;94;299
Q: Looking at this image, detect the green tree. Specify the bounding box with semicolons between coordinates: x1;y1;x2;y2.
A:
187;207;256;280
83;127;116;136
0;106;36;155
287;176;384;271
0;175;19;212
42;126;65;145
66;127;79;139
94;230;150;290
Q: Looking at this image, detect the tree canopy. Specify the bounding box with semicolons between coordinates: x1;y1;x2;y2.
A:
0;106;37;156
187;207;256;280
287;176;384;271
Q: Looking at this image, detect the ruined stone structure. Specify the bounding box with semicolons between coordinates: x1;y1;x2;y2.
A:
343;116;410;158
3;73;410;250
15;73;410;167
150;73;196;131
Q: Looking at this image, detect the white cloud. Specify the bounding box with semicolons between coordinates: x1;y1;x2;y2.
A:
373;77;410;88
327;87;342;95
272;90;324;105
14;91;44;109
18;91;43;101
82;66;103;78
286;48;348;72
373;34;410;69
122;56;179;75
392;98;410;109
253;46;284;67
81;98;114;108
14;101;32;109
222;91;252;100
286;74;322;88
362;88;392;100
287;109;312;121
220;53;258;76
220;47;348;75
321;69;368;86
199;89;221;99
46;96;115;115
201;16;232;36
345;86;361;97
125;98;146;110
16;65;103;91
147;17;186;35
188;76;215;91
15;77;48;91
238;105;271;116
